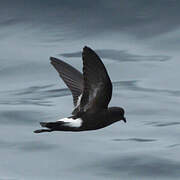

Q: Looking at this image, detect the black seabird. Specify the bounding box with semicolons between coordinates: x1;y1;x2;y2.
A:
34;46;126;133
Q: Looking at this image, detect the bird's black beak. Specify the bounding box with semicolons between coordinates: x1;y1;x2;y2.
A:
122;117;126;123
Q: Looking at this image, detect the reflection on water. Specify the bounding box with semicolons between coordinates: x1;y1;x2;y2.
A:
0;0;180;179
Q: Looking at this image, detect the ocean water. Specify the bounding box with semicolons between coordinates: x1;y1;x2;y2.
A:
0;1;180;179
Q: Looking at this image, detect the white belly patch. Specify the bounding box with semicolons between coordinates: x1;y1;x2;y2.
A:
57;117;82;128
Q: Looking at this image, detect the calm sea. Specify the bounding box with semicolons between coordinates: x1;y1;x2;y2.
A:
0;1;180;179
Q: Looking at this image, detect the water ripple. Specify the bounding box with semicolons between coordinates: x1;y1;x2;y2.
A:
60;49;170;62
1;80;180;107
0;110;42;125
113;80;180;97
168;144;180;148
0;140;58;152
113;138;156;142
145;121;180;127
155;122;180;127
90;156;180;178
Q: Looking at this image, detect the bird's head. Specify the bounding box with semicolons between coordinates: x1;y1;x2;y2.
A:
108;107;126;123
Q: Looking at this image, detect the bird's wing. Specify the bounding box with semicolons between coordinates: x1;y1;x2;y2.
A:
50;57;83;107
79;46;112;113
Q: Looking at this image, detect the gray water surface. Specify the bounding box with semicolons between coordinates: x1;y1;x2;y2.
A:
0;1;180;179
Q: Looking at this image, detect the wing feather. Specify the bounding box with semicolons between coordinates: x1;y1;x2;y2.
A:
50;57;83;107
80;46;112;112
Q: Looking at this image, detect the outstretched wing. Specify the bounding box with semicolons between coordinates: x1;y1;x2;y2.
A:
79;46;112;113
50;57;83;107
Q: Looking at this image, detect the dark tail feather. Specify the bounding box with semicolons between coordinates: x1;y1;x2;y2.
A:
34;122;54;133
40;121;64;129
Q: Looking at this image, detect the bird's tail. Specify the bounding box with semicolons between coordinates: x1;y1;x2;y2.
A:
34;122;55;133
40;121;62;129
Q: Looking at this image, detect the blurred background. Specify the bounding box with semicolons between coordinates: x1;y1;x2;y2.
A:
0;0;180;179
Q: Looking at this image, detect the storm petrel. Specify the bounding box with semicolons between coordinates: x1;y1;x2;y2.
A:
34;46;126;133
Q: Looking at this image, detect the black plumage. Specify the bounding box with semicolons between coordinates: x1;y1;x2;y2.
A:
80;47;112;113
34;46;126;133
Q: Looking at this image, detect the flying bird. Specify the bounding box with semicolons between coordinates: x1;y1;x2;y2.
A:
34;46;126;133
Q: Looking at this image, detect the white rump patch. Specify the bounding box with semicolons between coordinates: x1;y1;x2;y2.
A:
57;117;82;128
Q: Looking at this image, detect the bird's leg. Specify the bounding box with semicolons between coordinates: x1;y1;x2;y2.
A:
34;129;53;133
